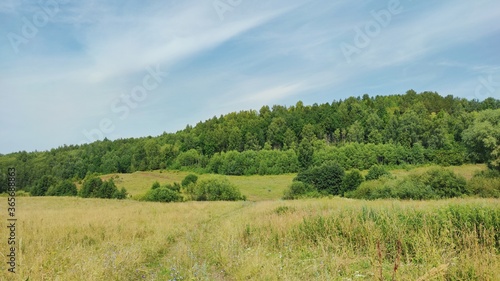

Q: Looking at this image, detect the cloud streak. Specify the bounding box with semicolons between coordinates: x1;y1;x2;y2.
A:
1;0;499;153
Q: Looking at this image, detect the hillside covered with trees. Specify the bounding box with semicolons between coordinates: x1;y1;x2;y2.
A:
1;90;500;194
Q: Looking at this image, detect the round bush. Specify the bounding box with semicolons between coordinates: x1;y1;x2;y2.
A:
193;178;244;201
295;161;345;195
145;187;183;202
182;174;198;187
365;165;390;181
46;180;78;196
283;181;315;199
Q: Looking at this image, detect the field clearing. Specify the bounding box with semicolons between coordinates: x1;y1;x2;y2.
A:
2;197;499;280
100;171;295;201
97;164;487;201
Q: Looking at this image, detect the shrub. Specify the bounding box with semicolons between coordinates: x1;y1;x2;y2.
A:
151;181;161;190
283;181;316;200
79;177;126;199
31;175;58;196
346;168;466;200
393;177;437;200
94;179;118;199
113;188;128;199
365;165;390;181
418;168;467;198
175;149;202;168
181;174;198;187
165;182;181;192
345;178;394;200
295;161;345;195
144;187;183;202
341;169;364;195
467;170;500;198
46;180;77;196
79;176;103;198
466;177;500;198
191;177;244;201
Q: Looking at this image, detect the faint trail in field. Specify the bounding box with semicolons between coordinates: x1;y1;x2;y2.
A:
201;200;256;225
190;201;256;281
159;200;256;280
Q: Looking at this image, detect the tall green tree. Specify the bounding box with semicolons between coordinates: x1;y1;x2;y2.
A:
462;109;500;170
283;128;298;150
267;117;287;149
79;176;103;198
31;175;58;196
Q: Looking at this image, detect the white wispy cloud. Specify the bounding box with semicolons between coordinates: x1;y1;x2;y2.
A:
1;0;499;153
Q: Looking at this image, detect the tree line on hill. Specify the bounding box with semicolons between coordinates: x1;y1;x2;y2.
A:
1;90;499;195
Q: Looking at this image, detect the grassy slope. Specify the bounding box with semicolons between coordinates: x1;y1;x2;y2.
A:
4;197;499;280
97;164;487;201
100;171;295;201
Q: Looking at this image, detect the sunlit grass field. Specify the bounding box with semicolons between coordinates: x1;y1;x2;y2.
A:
1;164;498;280
2;197;499;280
99;170;295;201
97;164;487;201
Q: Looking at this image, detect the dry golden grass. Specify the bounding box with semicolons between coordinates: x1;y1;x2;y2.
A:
1;197;499;280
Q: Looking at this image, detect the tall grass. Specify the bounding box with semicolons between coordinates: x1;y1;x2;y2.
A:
2;197;499;280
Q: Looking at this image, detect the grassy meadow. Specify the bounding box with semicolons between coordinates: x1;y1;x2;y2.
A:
99;170;296;201
1;197;499;280
98;164;487;201
2;164;499;280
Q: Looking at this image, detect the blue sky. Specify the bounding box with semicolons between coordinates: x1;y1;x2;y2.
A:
1;0;499;154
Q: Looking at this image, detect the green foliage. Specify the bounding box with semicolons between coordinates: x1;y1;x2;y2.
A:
175;149;202;168
295;204;500;265
207;150;298;175
144;181;182;202
466;170;500;198
467;177;500;198
1;91;500;189
113;187;128;199
419;168;467;198
295;161;345;195
298;139;314;170
341;169;364;195
94;179;117;199
283;181;318;200
347;168;466;200
31;175;58;196
463;109;500;170
144;187;183;202
313;143;432;170
365;165;390;181
165;182;181;192
151;181;161;190
345;178;396;200
46;180;77;196
79;176;103;198
181;174;198;187
190;177;244;201
79;177;126;199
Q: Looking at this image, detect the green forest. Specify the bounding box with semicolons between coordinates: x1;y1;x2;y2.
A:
1;90;500;199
